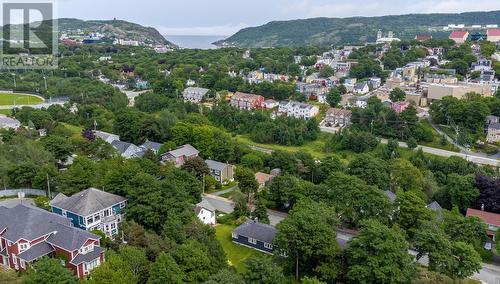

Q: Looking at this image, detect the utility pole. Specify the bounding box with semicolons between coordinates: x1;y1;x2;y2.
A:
202;174;205;194
46;173;51;198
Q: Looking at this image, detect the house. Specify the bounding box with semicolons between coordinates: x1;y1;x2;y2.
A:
93;130;120;144
135;79;149;90
161;144;199;167
0;114;20;130
0;204;104;279
466;208;500;238
183;87;209;104
111;140;142;159
232;220;277;254
205;160;235;184
354;82;370;94
391;101;410;114
263;99;279;109
415;35;432;42
255;172;273;190
140;141;163;155
449;31;469;44
195;199;216;225
278;101;319;120
487;28;500;43
325;108;352;127
427;83;492;101
50;188;127;237
486;117;500;143
230;92;264;110
369;77;382;89
426;201;442;211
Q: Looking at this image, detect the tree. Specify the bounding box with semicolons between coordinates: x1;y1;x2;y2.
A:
407;137;418;149
431;241;481;281
414;220;450;261
389;88;406;102
243;256;287;284
326;87;342;107
181;156;209;178
42;135;73;162
253;198;270;223
148;253;184;284
394;191;432;238
344;220;417;284
88;252;136;284
340;131;379;153
319;66;334;77
445;174;479;212
388;158;424;192
234;167;259;200
171;240;214;283
348;154;390;190
204;269;245;284
24;257;78;284
274;199;340;281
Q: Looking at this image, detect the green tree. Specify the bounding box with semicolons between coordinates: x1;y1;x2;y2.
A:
42;135;73;161
171;240;214;283
389;88;406;102
243;256;287;284
431;241;481;281
148;252;184;284
181;156;209;178
394;191;432;238
88;252;136;284
348;154;389;190
389;158;424;192
24;257;78;284
274;199;340;281
326;87;342;107
344;220;417;284
234;167;259;200
204;269;245;284
444;174;479;212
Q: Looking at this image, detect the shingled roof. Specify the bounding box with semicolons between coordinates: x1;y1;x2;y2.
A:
50;188;126;216
234;220;277;244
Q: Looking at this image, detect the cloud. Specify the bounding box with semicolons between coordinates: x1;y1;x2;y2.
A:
157;23;248;36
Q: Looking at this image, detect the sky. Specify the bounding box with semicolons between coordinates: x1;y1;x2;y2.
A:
34;0;500;35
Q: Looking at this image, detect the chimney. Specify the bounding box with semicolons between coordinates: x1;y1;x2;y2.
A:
481;204;485;211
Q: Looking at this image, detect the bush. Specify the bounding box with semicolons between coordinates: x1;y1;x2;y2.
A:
34;196;50;211
217;213;236;225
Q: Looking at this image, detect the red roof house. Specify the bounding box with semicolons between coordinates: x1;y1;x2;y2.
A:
449;31;469;44
415;35;432;42
487;28;500;42
466;208;500;236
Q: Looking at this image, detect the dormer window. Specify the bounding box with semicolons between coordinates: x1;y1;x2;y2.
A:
19;243;29;251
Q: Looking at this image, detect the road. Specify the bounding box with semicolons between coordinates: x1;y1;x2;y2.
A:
211;185;238;196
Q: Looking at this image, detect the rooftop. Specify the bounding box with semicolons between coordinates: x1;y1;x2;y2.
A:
449;31;468;38
166;144;199;158
488;28;500;37
466;208;500;227
50;188;127;217
205;159;230;171
234;220;277;244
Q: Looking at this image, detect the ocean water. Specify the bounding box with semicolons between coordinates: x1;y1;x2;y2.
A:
164;35;227;49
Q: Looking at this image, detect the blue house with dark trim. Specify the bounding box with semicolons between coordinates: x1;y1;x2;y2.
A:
50;188;127;237
232;220;276;254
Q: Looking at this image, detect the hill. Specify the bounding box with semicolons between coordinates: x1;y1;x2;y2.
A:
216;10;500;47
57;18;174;46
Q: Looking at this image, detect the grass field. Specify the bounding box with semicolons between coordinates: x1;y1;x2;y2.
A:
215;224;261;272
0;93;44;106
0;109;12;115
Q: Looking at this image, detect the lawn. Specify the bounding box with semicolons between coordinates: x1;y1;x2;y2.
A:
0;93;44;106
0;109;12;115
215;224;261;273
235;132;331;159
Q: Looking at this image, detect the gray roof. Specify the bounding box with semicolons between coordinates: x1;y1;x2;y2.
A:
18;241;54;262
488;123;500;130
50;188;127;217
111;140;137;154
205;160;229;171
70;246;105;265
183;87;209;95
46;223;99;251
167;144;199;158
0;205;100;251
201;195;234;214
426;201;442;211
196;199;217;213
0;204;72;242
234;220;277;244
93;130;119;142
384;190;397;203
141;141;163;152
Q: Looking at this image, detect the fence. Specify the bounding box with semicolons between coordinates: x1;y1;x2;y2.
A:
0;188;55;198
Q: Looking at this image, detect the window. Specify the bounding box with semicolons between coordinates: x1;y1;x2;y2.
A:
120;202;125;209
86;216;93;224
20;260;25;269
94;214;100;221
248;238;257;245
264;243;273;249
19;243;29;251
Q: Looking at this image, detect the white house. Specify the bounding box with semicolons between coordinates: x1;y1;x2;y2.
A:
278;101;319;120
195;199;216;225
183;87;209;103
263;99;279;109
354;82;370;94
